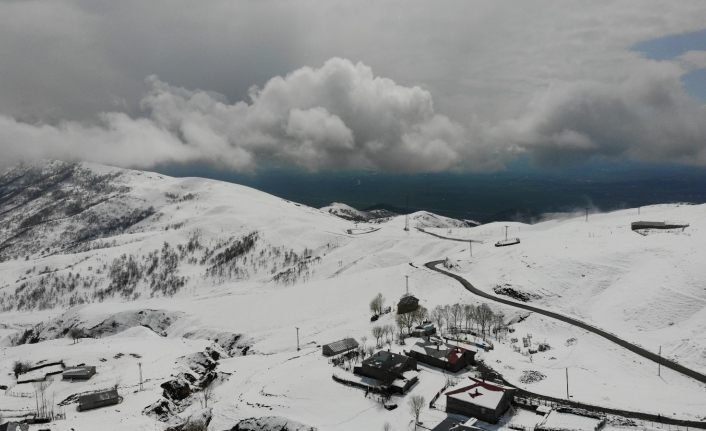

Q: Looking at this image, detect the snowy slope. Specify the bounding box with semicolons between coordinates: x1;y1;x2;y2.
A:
1;161;705;430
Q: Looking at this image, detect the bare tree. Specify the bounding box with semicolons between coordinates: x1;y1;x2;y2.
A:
371;325;385;347
13;360;31;378
450;303;463;334
396;312;415;336
384;325;395;347
68;327;84;344
200;379;214;408
370;293;385;315
440;305;451;335
477;303;493;338
430;306;445;336
33;380;53;420
463;304;474;332
412;306;428;326
408;395;425;430
492;312;505;339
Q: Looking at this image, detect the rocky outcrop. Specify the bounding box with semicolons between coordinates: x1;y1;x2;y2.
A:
228;416;317;431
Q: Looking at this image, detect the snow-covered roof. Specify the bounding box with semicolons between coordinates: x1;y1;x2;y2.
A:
16;363;64;383
445;377;513;410
411;339;470;363
322;337;358;355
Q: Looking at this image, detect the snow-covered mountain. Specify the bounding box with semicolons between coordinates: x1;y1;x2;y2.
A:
1;161;705;430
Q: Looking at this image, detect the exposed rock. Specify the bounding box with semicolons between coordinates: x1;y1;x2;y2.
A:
228;416;317;431
493;284;540;302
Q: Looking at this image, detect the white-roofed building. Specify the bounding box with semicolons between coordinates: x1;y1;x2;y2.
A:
444;377;514;424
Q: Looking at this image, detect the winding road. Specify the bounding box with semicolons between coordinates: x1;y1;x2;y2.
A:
424;260;706;386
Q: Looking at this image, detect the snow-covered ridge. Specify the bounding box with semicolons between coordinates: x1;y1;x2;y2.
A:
2;160;706;430
0;160;472;311
320;202;396;222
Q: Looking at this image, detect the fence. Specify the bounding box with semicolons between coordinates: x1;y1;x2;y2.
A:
428;382;449;409
331;374;390;396
513;390;706;430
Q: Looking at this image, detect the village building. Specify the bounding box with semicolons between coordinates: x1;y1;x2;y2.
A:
322;338;359;357
397;294;419;314
0;422;29;431
354;350;418;393
410;323;436;337
406;339;475;372
631;221;689;231
62;365;97;381
445;377;514;424
77;388;121;411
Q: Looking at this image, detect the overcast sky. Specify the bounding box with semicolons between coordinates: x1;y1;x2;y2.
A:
1;0;706;173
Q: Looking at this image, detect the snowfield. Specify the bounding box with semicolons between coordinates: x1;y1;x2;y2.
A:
0;161;705;430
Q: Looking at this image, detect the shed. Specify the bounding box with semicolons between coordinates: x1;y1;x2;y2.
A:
410;323;436;337
631;221;689;231
322;338;359;357
77;388;121;411
63;365;97;381
397;295;419;314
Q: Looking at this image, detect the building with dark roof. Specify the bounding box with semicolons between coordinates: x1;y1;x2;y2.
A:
397;295;419;314
322;338;359;357
631;221;689;231
62;365;96;381
0;422;29;431
77;388;121;411
445;377;514;424
354;350;418;393
406;339;475;372
410;323;436;337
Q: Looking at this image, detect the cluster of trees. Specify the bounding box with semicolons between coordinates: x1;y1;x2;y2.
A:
4;270;98;311
395;306;429;336
371;325;396;348
429;303;507;340
369;293;385;315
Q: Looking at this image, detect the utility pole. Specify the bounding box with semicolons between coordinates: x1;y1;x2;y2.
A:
296;327;300;351
405;275;409;295
404;195;410;231
504;225;508;241
565;367;570;399
138;362;143;391
469;241;472;258
658;345;661;377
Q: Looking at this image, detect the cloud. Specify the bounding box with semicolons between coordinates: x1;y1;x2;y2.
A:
1;1;706;172
493;62;706;165
0;58;479;172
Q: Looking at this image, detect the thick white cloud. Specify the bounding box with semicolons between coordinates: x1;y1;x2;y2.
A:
1;1;706;172
0;59;477;172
